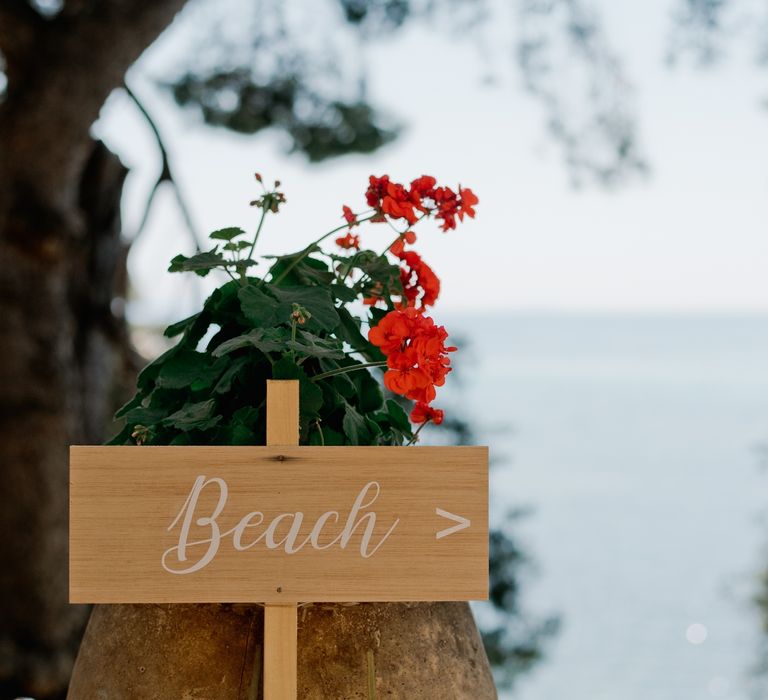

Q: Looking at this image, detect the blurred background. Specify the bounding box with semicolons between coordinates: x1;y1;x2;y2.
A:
2;0;768;698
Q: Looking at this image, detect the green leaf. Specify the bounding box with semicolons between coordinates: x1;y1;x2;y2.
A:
365;415;383;441
123;404;169;427
155;350;216;390
238;284;279;327
309;425;345;446
330;283;358;303
223;240;252;252
204;280;240;312
209;226;246;241
330;369;356;398
136;344;179;391
385;399;411;433
368;398;414;446
340;251;402;301
369;306;390;326
268;251;334;286
226;406;259;444
162;399;221;431
212;327;290;357
164;313;200;339
114;394;143;419
169;249;226;277
342;403;372;445
232;259;258;274
267;285;340;331
213;356;250;394
286;330;345;360
351;366;384;412
336;307;384;361
190;357;229;391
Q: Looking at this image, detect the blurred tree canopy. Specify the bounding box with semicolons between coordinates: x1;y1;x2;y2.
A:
157;0;646;185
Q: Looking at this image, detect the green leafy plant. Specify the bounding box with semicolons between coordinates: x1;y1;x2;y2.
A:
111;173;479;447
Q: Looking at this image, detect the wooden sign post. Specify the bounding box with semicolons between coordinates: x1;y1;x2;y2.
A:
264;380;299;700
70;380;488;699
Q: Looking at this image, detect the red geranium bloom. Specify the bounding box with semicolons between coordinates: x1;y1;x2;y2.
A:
410;175;437;198
367;306;418;353
368;307;455;404
342;205;358;226
335;232;360;250
410;401;444;425
432;186;460;231
382;181;419;224
365;175;390;222
389;230;417;256
398;250;440;309
458;187;478;221
362;174;477;231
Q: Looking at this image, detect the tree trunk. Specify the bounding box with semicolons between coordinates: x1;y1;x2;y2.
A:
67;602;497;699
0;140;132;699
0;3;189;696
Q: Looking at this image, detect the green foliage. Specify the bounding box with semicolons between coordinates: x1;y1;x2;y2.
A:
170;71;398;163
168;250;226;277
112;220;413;448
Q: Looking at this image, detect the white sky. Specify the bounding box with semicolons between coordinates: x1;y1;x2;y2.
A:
95;0;768;324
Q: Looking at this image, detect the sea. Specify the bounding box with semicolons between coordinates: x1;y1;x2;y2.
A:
438;314;768;700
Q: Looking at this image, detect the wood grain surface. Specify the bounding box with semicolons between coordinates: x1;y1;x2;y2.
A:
69;444;488;603
263;380;299;700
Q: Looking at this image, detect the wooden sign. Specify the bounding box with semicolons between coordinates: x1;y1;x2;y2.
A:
70;381;489;699
69;446;488;604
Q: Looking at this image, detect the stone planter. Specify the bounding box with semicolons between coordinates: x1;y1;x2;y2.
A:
67;601;496;698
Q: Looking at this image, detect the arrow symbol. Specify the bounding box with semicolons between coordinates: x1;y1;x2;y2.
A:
435;508;471;540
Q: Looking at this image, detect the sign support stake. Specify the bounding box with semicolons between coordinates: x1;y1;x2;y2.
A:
264;380;300;700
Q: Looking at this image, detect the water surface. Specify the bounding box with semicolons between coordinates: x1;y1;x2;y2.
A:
442;314;768;700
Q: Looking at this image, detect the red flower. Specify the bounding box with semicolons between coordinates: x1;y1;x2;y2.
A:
397;250;440;309
389;230;416;256
367;306;416;353
410;175;437;198
335;232;360;250
382;181;419;224
410;401;444;425
458;187;478;221
342;205;358;227
362;174;477;231
368;308;455;404
365;175;391;222
432;186;460;231
366;175;423;226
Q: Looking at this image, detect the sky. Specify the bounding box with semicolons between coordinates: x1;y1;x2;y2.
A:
94;0;768;325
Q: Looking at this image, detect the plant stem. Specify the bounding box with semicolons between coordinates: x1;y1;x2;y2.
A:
247;206;268;260
310;361;387;382
339;250;364;284
290;319;297;361
271;213;377;285
124;82;203;251
314;420;325;446
405;421;428;446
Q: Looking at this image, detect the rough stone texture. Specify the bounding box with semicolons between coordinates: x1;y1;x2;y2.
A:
68;602;497;699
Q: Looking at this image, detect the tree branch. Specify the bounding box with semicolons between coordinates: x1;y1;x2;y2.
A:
124;82;202;251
